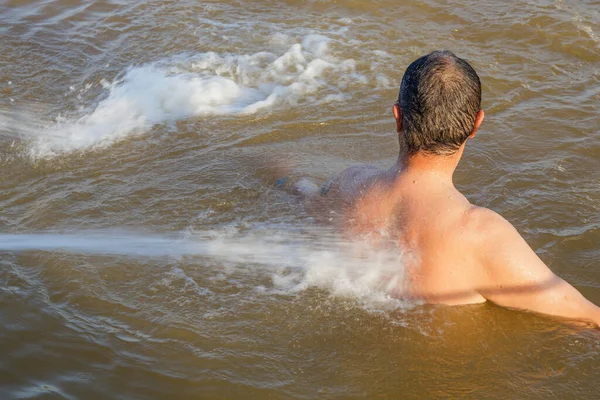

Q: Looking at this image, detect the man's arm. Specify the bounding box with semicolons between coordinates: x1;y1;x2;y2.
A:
472;208;600;327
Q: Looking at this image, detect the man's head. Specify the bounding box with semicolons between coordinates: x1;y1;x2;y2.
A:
394;50;483;156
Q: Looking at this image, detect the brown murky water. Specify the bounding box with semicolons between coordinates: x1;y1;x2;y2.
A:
1;0;599;398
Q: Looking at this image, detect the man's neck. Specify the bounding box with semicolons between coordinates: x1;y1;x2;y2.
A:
391;148;464;186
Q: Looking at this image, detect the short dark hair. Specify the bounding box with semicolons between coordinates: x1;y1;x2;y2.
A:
398;50;481;156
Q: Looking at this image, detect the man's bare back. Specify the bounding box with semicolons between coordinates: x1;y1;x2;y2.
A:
297;51;600;327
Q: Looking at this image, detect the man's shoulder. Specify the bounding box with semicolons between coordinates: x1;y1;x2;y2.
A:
461;206;520;247
454;205;539;289
332;164;383;194
337;164;381;182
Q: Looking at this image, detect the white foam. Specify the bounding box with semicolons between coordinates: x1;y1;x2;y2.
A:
0;227;411;311
573;15;600;47
200;228;410;308
26;34;365;159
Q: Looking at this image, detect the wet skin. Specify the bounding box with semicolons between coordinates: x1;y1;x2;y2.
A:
300;105;600;327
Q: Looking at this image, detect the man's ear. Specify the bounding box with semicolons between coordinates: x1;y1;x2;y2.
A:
392;103;402;133
469;110;485;139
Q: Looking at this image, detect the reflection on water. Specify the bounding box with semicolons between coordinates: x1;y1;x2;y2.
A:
1;0;599;398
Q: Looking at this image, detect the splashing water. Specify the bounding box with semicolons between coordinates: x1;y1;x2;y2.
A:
14;34;365;159
0;227;411;310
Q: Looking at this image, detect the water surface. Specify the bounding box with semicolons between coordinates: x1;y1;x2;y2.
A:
1;0;599;398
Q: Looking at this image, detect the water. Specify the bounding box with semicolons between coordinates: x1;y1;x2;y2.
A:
1;0;599;398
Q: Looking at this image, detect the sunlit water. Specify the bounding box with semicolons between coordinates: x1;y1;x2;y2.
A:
1;0;599;398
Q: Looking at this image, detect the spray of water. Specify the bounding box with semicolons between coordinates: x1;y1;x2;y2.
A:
4;34;368;160
0;227;412;310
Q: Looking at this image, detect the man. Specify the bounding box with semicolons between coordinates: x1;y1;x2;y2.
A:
291;50;600;326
